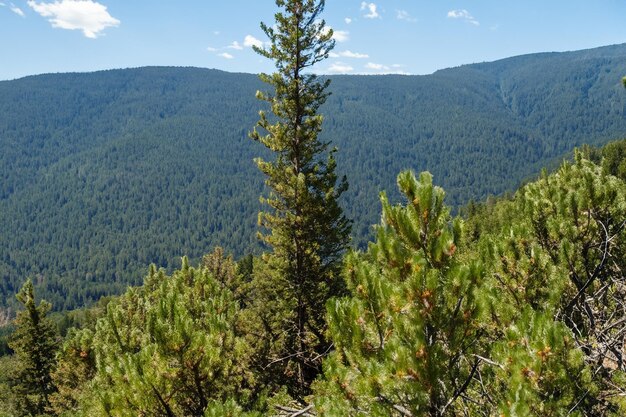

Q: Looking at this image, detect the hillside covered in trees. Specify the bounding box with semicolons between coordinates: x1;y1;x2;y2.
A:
2;138;626;416
2;43;626;311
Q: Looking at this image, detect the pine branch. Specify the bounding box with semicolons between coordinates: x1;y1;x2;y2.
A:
275;404;316;416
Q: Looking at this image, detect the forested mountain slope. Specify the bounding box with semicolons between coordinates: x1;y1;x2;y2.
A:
1;43;626;310
4;140;625;416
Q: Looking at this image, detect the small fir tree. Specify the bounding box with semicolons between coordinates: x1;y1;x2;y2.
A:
9;280;59;417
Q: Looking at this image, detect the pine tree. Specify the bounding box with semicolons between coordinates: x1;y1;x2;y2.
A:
478;223;595;415
0;355;19;416
517;153;626;413
249;0;351;398
85;259;254;416
463;150;626;414
314;171;487;416
314;170;599;416
49;328;96;416
9;280;59;417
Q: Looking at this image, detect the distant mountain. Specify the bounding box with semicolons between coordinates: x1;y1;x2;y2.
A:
1;43;626;310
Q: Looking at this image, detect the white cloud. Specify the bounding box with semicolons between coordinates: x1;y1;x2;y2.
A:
366;62;387;71
396;10;416;22
0;1;25;17
7;2;24;16
323;25;349;42
360;2;380;19
213;30;220;35
332;30;349;42
447;9;468;19
337;50;369;59
208;36;263;54
329;52;339;58
364;62;410;75
447;9;479;26
327;62;353;74
344;17;352;24
27;0;120;38
243;34;263;48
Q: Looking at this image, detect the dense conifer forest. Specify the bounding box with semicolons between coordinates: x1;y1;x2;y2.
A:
3;138;626;416
2;42;626;311
2;0;626;414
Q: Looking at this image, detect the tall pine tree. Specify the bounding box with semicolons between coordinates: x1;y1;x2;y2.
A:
249;0;351;398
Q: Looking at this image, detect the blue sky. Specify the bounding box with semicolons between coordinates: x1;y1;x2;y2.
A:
1;0;626;80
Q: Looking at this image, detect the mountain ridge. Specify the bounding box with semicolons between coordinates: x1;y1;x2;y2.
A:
1;42;626;310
